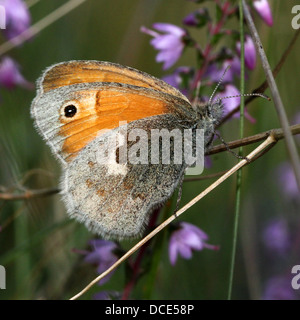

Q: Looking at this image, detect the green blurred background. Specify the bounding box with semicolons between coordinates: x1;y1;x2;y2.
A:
0;0;299;300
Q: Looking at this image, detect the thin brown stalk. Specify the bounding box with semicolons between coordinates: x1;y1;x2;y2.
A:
1;124;299;200
208;124;300;155
242;0;300;189
0;187;59;200
69;135;276;300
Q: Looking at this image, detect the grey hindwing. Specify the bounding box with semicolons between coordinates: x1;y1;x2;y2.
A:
60;114;189;239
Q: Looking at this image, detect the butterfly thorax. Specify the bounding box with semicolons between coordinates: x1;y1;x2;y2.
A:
193;100;223;134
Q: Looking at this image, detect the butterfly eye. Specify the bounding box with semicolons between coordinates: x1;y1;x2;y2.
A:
64;104;77;118
206;106;212;118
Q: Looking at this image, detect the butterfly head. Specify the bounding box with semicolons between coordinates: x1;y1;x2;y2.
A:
193;98;223;132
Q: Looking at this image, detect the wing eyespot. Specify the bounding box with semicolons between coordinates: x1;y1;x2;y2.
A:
60;101;80;119
64;104;77;118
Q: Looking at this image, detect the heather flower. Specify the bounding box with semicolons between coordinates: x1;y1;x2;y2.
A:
236;35;256;70
183;11;199;27
263;276;296;300
291;112;300;126
93;291;120;300
162;66;193;96
183;8;210;28
168;222;219;265
93;291;110;300
0;0;31;42
291;112;300;144
218;84;240;112
141;23;186;69
204;56;241;84
262;219;290;255
204;156;212;168
253;0;273;27
277;162;299;200
84;239;118;285
229;55;242;77
0;56;33;89
217;84;256;123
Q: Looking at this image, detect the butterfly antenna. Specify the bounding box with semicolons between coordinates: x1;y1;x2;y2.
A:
215;92;271;104
208;65;231;105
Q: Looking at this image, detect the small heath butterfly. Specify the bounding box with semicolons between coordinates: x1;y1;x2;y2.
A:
31;60;222;239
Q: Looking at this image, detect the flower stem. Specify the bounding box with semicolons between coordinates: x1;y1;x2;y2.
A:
192;0;232;89
227;0;245;300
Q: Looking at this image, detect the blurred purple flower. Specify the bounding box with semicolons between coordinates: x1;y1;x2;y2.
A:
262;219;290;255
168;222;219;265
0;0;31;42
291;112;300;126
216;84;256;123
291;112;300;144
253;0;273;27
93;291;110;300
183;8;210;27
204;156;212;168
183;11;199;27
84;239;118;285
263;276;296;300
205;64;232;84
162;66;193;96
141;23;186;69
230;55;242;77
0;56;33;89
277;162;299;200
204;56;241;83
236;35;256;70
93;290;120;300
218;84;240;112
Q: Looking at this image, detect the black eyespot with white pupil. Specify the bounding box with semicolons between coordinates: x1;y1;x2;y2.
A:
64;104;77;118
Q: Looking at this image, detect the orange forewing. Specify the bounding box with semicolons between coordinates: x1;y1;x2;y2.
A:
42;60;189;103
59;87;174;161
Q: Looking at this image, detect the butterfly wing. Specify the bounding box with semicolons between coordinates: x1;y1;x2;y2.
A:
61;114;187;239
38;60;190;103
31;60;196;239
32;79;194;163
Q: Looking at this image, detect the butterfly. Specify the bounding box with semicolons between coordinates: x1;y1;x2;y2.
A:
31;60;223;239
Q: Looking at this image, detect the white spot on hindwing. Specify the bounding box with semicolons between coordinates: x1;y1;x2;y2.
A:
106;162;127;176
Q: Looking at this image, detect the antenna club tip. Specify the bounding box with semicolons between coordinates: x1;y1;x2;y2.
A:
261;93;271;101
